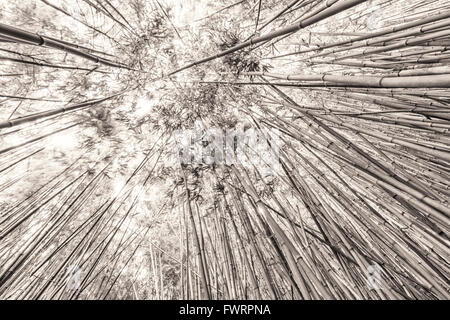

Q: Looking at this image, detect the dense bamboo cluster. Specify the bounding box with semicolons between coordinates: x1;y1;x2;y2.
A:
0;0;449;300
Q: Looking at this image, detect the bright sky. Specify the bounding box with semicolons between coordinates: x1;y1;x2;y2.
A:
164;0;211;26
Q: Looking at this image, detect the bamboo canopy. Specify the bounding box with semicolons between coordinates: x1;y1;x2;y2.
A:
0;23;130;69
0;0;449;301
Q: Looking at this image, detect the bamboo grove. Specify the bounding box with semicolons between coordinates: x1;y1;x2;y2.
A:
0;0;449;300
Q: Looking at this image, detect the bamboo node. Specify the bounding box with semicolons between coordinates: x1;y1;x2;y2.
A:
36;34;45;46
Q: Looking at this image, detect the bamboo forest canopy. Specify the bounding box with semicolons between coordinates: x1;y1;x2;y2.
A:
0;0;449;300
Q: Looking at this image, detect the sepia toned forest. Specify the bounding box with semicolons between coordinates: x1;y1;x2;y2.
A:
0;0;449;300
